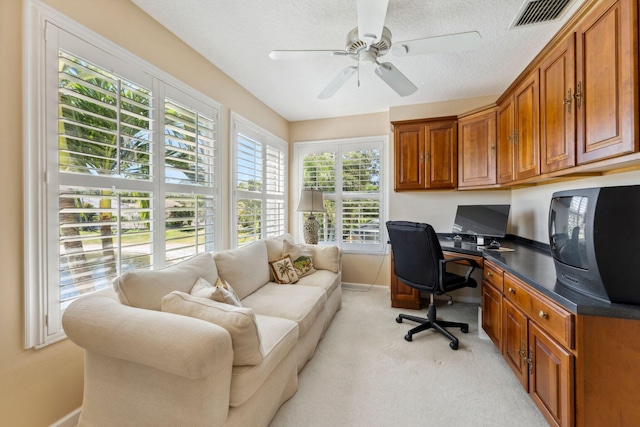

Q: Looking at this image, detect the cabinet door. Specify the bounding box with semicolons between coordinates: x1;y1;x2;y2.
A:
540;34;576;174
514;70;541;180
425;121;457;189
481;281;502;350
497;97;515;184
458;110;497;187
389;253;421;309
529;322;574;427
503;299;529;389
394;124;425;190
575;0;637;164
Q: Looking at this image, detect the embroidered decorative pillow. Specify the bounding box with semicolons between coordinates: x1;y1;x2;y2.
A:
283;239;316;278
269;255;299;284
190;277;242;307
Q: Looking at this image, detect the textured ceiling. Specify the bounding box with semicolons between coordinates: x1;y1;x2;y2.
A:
129;0;584;121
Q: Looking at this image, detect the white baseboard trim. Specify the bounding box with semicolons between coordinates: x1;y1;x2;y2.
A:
50;408;80;427
341;282;481;304
341;282;389;293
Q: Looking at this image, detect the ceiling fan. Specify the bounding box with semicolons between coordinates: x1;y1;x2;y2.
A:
269;0;481;99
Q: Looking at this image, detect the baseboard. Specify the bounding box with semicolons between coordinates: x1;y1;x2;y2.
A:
341;282;389;293
50;408;80;427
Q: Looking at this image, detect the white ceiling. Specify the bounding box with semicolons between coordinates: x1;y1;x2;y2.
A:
129;0;584;122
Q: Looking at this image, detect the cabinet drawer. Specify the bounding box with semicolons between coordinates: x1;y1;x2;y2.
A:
483;260;504;292
504;273;574;349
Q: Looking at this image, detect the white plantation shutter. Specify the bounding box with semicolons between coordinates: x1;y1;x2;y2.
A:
25;21;221;347
297;138;385;253
232;114;288;247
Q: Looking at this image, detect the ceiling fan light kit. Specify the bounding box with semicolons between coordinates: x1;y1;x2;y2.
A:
268;0;481;99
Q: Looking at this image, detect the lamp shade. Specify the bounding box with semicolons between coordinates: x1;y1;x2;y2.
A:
297;189;325;213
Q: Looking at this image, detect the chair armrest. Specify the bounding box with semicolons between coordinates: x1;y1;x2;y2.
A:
63;294;233;379
439;257;480;287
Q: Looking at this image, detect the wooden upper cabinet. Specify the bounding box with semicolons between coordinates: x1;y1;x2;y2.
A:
496;70;540;183
394;123;425;190
497;97;516;184
393;118;457;191
514;70;541;180
540;34;576;174
458;108;497;188
575;0;638;164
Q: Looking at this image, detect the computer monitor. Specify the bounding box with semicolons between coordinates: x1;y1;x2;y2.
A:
452;205;510;240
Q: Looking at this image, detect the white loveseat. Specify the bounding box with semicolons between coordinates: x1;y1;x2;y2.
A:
63;236;342;427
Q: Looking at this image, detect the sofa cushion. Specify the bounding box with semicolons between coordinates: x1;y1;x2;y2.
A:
229;314;298;407
214;241;270;300
296;269;341;296
162;291;264;366
241;283;326;337
311;245;342;273
283;240;316;277
190;277;242;307
114;253;218;310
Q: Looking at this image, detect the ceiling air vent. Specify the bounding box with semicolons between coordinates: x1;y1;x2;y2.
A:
511;0;573;28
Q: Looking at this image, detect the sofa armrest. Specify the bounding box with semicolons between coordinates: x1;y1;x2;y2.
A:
63;294;233;379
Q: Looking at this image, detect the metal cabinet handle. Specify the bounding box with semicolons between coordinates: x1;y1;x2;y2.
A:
508;287;515;294
574;82;582;109
563;88;572;113
539;310;548;319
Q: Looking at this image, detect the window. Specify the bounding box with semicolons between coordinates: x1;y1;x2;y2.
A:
24;15;221;348
295;137;386;253
231;114;287;248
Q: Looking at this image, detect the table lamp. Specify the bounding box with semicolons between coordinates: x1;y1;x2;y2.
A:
297;189;325;244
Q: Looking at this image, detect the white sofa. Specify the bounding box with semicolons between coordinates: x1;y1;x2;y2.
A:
62;236;342;427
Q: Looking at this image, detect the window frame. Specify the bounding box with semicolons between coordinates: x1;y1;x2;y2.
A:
230;112;288;248
294;136;388;255
23;1;222;348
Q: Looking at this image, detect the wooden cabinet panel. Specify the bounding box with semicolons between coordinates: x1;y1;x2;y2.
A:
394;124;425;190
481;280;503;350
529;322;574;427
392;118;457;191
483;259;504;292
497;97;516;184
458;109;497;188
514;70;541;180
503;298;529;389
390;252;421;309
540;34;576;173
425;121;457;188
576;0;638;164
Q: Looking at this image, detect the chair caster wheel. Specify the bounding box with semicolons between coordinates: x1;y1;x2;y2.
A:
396;316;403;323
461;325;469;333
449;341;459;350
447;300;453;306
404;333;412;342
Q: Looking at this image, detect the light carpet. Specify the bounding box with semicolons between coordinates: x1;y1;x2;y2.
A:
270;286;548;427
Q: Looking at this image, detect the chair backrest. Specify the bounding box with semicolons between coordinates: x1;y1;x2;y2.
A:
386;221;444;292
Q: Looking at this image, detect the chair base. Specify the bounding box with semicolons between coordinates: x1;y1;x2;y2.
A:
396;298;468;350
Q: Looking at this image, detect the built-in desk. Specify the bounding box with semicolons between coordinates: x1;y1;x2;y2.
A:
390;236;640;427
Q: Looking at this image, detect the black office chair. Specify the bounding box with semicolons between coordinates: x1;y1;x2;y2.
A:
386;221;480;350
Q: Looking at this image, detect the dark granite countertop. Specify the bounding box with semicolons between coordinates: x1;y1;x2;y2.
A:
438;234;640;321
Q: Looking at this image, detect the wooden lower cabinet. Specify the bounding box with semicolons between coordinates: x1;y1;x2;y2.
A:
389;251;421;309
503;299;529;388
481;280;503;350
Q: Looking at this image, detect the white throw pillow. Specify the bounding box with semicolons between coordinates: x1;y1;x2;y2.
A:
283;239;316;277
190;277;242;307
162;291;263;366
311;245;341;273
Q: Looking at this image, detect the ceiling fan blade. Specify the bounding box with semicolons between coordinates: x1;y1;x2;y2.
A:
390;31;482;57
318;66;357;99
269;50;349;60
374;62;417;97
357;0;389;47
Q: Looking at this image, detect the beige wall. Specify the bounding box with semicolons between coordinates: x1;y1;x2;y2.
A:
1;0;289;424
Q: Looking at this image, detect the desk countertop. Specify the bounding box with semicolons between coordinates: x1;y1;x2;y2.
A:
439;236;640;321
